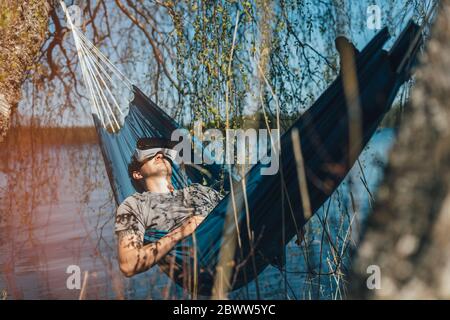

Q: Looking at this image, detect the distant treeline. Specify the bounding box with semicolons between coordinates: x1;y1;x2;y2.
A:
182;110;302;132
2;126;98;146
1;105;399;149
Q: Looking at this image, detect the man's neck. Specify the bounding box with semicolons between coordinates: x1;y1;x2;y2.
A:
144;176;173;193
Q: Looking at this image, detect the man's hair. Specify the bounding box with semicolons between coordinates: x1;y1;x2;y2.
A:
128;137;176;193
128;155;145;193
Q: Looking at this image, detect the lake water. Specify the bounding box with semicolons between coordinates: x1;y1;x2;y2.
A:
0;128;395;299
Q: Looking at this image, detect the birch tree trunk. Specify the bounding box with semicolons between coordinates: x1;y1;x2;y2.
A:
349;1;450;299
0;0;49;142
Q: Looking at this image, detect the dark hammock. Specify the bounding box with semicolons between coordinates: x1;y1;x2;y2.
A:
93;20;423;296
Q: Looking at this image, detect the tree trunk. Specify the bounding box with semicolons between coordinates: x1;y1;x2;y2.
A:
349;1;450;299
0;0;49;142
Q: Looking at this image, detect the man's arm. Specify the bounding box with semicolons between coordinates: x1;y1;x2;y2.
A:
117;215;204;277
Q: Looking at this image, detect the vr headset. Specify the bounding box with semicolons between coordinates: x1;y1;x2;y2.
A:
134;147;177;163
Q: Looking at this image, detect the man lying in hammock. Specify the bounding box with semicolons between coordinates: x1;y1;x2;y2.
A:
114;137;223;277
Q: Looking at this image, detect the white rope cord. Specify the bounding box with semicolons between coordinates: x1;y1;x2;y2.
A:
77;39;118;131
74;29;121;131
80;57;107;128
76;37;126;117
61;2;114;129
60;1;133;132
76;36;122;95
74;27;133;89
69;16;107;128
76;39;123;131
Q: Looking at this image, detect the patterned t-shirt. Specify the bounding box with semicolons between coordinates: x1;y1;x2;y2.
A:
114;183;223;237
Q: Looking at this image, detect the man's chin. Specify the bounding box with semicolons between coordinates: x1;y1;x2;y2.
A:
147;169;171;178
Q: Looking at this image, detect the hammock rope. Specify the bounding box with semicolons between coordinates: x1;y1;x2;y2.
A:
61;1;132;132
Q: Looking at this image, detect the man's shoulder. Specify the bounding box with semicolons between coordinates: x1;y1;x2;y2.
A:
186;183;213;192
115;193;147;235
119;193;140;205
117;193;144;213
186;183;222;199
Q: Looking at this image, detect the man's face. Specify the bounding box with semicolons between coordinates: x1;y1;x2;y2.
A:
135;152;173;179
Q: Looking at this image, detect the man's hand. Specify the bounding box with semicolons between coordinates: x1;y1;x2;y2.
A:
117;215;205;277
171;215;205;241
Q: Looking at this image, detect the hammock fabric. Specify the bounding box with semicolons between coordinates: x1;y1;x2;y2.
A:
93;20;423;296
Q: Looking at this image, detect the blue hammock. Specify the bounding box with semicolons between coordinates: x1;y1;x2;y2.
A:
93;21;423;296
